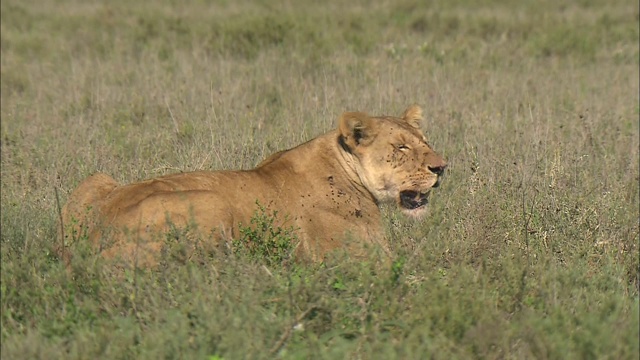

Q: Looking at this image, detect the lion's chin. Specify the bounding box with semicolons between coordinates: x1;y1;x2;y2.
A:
401;206;428;219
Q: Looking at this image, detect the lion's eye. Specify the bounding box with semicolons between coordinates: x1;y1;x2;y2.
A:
397;144;410;151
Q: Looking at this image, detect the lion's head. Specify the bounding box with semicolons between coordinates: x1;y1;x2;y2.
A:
338;105;447;218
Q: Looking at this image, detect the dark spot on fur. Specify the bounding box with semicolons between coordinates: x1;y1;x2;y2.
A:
355;209;362;218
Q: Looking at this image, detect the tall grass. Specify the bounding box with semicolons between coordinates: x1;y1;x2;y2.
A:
2;0;638;358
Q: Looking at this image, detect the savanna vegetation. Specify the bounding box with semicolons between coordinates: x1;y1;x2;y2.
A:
1;0;638;358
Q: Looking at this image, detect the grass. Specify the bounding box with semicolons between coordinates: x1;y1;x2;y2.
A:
1;0;639;358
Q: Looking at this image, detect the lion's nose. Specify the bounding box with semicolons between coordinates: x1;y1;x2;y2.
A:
428;165;446;176
429;164;446;188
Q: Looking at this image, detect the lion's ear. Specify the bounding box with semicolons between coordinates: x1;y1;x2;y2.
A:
402;105;423;129
339;111;376;149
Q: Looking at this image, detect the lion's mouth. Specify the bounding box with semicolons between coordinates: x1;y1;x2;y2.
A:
399;190;430;210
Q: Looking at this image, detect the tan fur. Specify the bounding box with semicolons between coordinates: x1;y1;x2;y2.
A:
60;105;447;267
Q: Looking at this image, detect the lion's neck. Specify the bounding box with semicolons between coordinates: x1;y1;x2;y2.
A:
255;130;377;205
305;131;379;204
332;135;377;201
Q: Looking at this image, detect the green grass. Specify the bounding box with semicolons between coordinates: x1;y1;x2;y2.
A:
1;0;639;358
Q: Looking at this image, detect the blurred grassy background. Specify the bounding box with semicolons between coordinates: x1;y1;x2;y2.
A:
1;0;638;358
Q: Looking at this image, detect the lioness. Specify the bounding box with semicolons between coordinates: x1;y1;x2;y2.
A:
60;105;447;266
